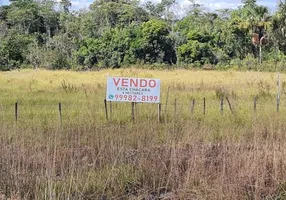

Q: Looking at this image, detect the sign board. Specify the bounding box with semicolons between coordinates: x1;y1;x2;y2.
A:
106;77;160;103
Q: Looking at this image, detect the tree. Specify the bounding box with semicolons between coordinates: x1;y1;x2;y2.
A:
272;0;286;54
187;0;204;16
0;28;33;70
140;19;176;64
244;2;270;63
58;0;71;13
0;0;284;70
38;0;59;39
7;0;42;34
178;29;217;65
90;0;148;28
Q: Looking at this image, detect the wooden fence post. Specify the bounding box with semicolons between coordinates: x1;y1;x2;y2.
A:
277;95;280;112
203;97;206;115
109;101;112;120
277;73;281;112
164;86;170;123
104;99;108;122
157;103;161;123
173;99;177;135
191;99;195;115
131;102;135;123
220;97;224;115
15;102;18;124
58;102;62;126
254;96;257;112
174;98;177;119
135;102;138;121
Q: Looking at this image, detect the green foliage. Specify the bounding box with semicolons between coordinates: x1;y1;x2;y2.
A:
178;30;217;65
0;0;286;70
90;0;148;28
0;29;33;70
51;52;71;70
75;23;142;68
140;19;176;64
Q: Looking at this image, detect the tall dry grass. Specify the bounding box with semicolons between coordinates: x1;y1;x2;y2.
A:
0;69;286;199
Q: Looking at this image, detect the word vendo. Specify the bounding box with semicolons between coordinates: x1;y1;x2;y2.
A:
106;77;160;103
112;77;157;88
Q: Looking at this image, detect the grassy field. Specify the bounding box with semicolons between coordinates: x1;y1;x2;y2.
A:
1;69;286;199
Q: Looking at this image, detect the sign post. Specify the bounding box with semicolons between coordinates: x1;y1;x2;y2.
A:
106;77;161;103
106;76;161;123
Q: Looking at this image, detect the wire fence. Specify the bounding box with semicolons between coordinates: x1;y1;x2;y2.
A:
0;95;285;126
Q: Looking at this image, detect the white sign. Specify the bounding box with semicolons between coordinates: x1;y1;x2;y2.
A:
106;77;160;103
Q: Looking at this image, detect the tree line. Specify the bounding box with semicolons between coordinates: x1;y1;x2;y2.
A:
0;0;286;71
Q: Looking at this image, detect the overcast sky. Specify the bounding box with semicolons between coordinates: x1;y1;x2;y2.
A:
0;0;278;12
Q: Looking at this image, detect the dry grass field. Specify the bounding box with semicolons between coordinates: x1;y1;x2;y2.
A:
0;69;286;199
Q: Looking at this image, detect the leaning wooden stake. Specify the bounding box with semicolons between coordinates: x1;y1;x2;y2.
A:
226;97;234;114
104;99;108;122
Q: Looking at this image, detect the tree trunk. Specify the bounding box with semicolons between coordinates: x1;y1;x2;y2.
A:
259;44;262;64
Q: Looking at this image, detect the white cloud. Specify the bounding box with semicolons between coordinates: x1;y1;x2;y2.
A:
200;1;242;10
181;0;276;11
0;0;9;5
70;0;91;10
0;0;277;12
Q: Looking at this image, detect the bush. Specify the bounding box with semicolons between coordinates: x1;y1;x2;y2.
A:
51;53;71;70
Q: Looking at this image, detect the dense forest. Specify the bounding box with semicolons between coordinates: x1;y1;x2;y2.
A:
0;0;286;71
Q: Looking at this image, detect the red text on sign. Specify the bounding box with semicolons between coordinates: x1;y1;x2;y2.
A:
114;94;158;102
113;78;156;88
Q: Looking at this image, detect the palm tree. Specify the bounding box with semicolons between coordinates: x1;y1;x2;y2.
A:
272;0;286;53
253;6;271;64
241;2;270;64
